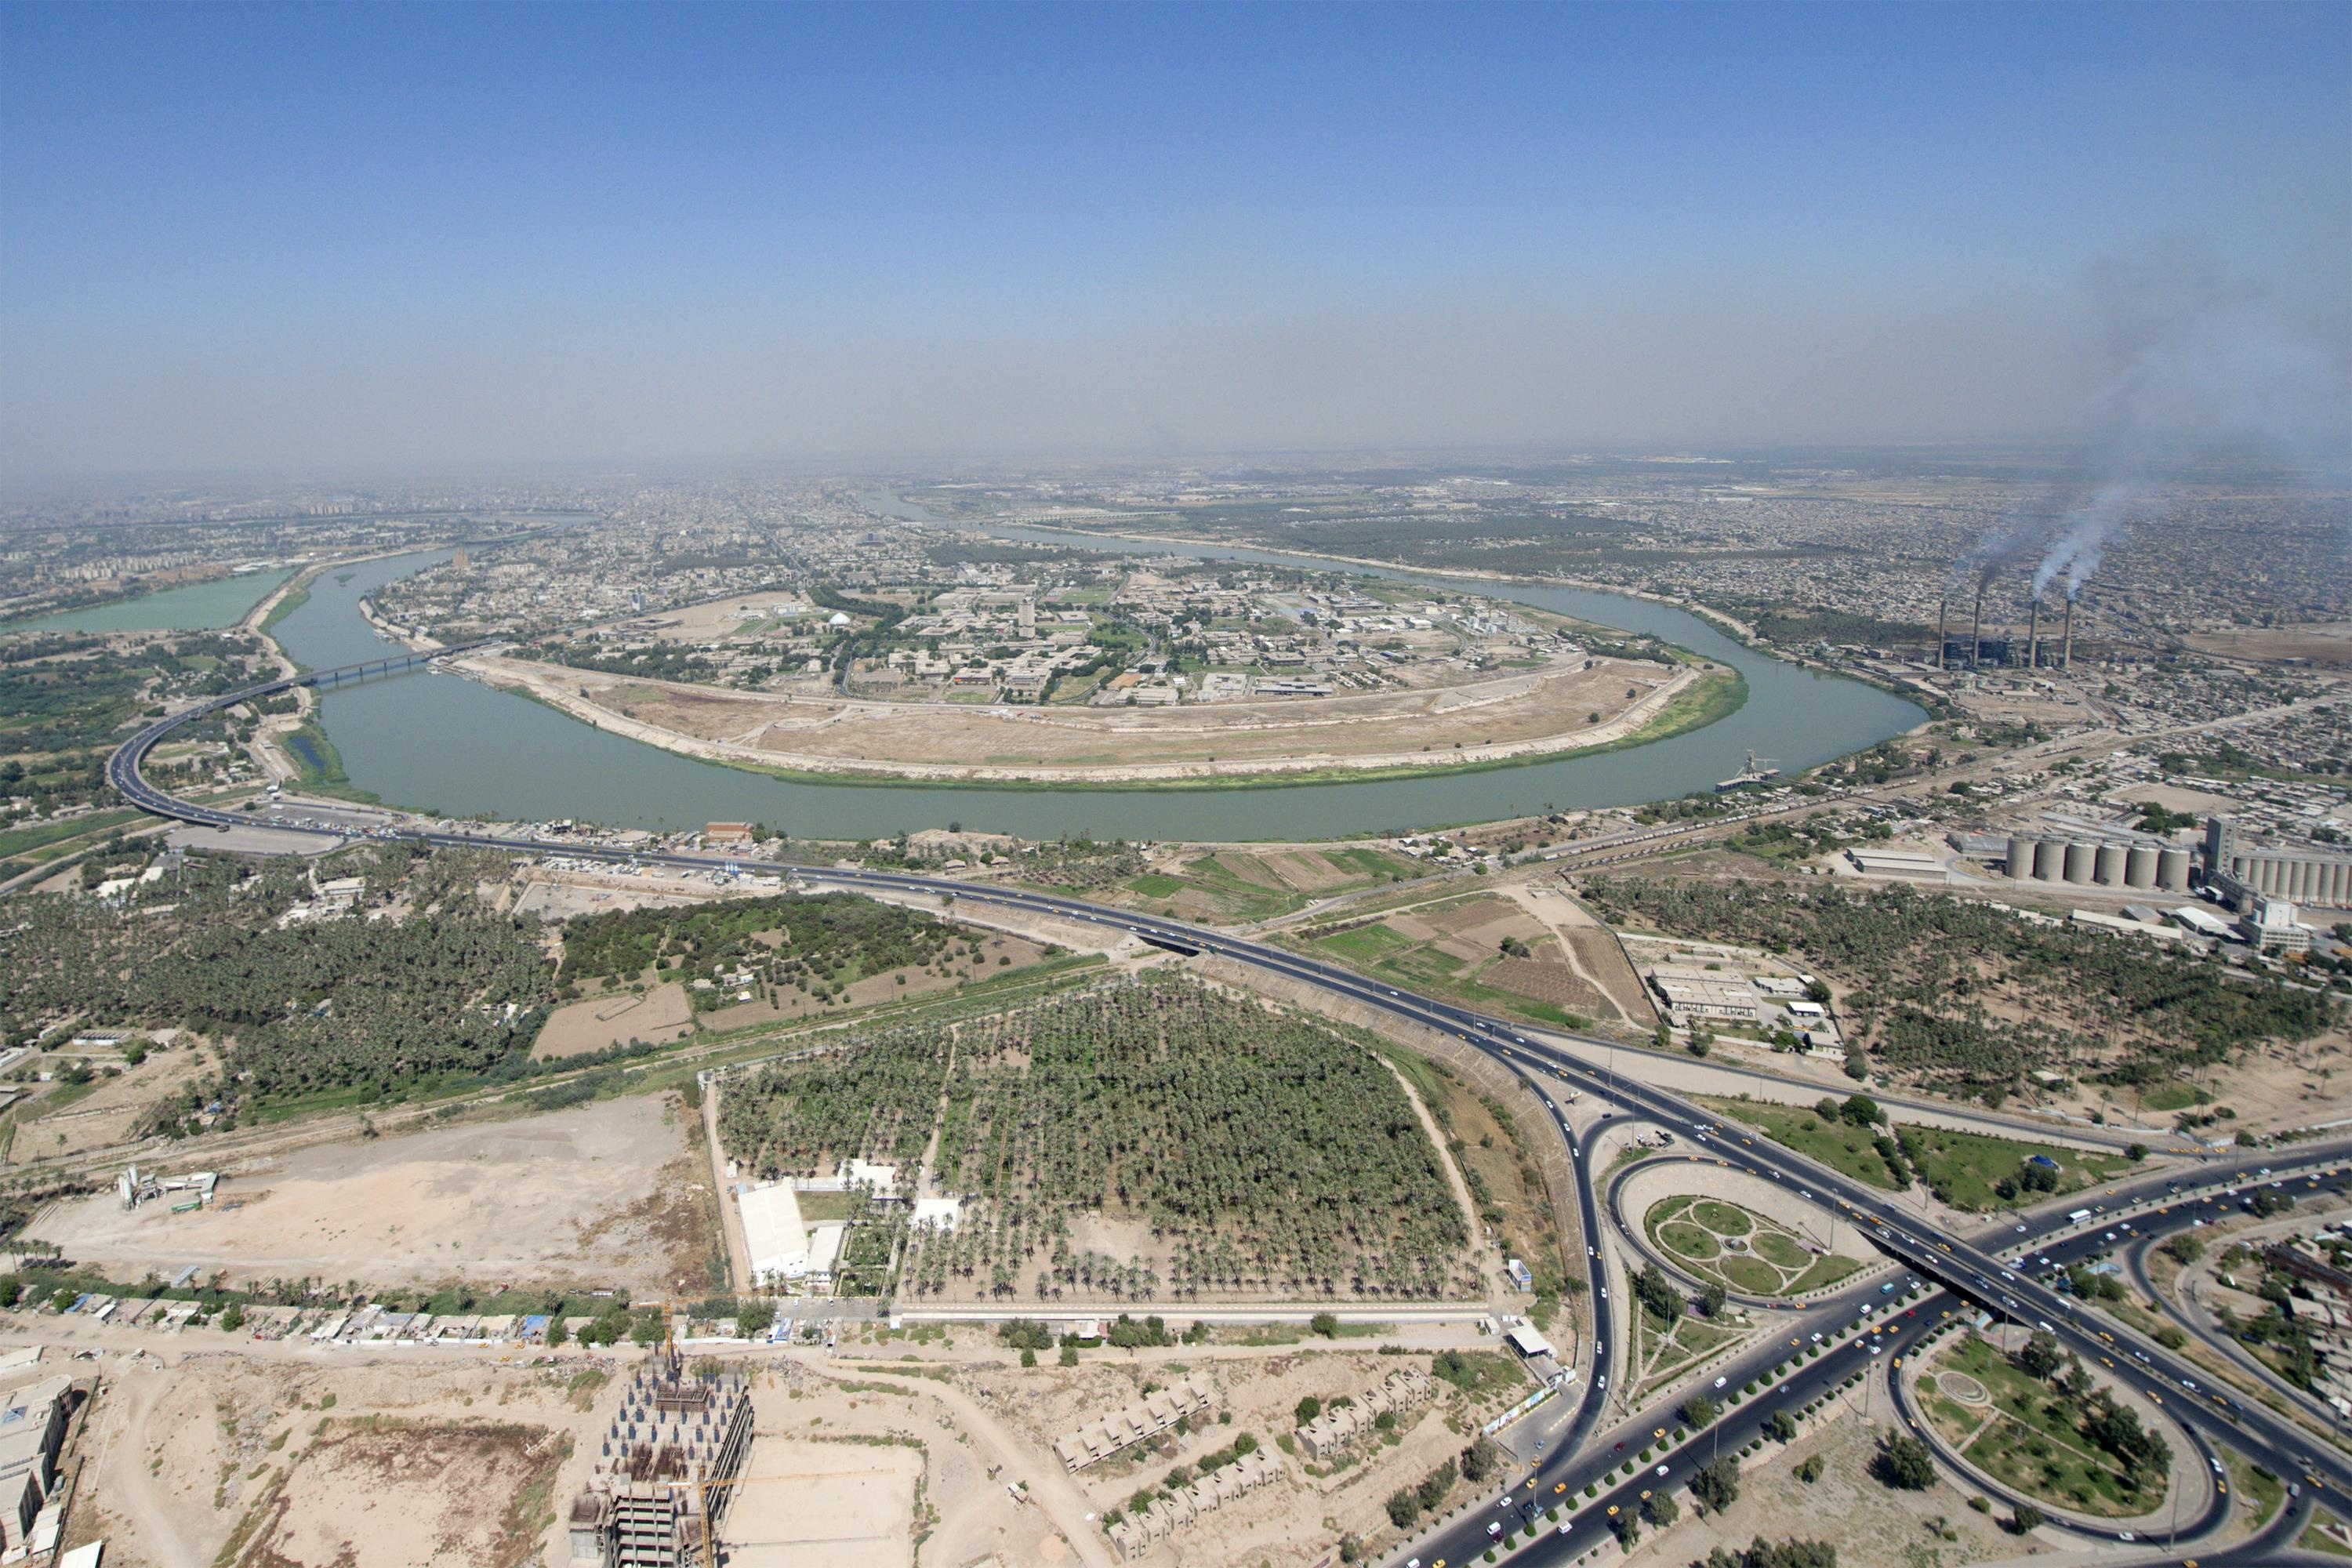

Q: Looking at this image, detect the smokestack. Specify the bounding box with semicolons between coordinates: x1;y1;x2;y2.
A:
2062;593;2075;670
1935;595;1947;670
1969;581;1986;670
2027;594;2041;672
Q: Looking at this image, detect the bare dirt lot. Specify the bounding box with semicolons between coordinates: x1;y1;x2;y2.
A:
466;650;1697;782
724;1435;921;1568
533;980;695;1058
246;1420;564;1568
35;1094;714;1295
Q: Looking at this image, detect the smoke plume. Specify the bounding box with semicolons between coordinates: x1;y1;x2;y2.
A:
2031;240;2350;600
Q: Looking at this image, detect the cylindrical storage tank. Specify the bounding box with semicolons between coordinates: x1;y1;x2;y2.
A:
2033;840;2065;880
2125;845;2158;889
2094;844;2128;886
2007;836;2036;880
2331;862;2349;907
2260;858;2284;896
2157;848;2190;891
2063;841;2096;884
2291;860;2313;902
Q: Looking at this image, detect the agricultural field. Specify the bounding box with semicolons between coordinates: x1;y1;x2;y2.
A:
1699;1095;2132;1210
1920;1332;2174;1519
1644;1195;1860;1298
1583;877;2338;1104
1297;891;1624;1029
718;973;1479;1301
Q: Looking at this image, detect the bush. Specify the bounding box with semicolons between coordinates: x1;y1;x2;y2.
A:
2011;1502;2045;1534
1796;1454;1825;1483
1460;1436;1501;1484
1311;1311;1339;1338
1767;1410;1798;1443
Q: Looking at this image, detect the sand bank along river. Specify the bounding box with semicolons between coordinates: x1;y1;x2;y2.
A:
273;507;1922;840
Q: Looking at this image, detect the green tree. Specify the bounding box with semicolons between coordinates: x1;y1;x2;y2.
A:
1310;1311;1339;1338
1692;1454;1742;1512
1460;1436;1501;1484
1839;1094;1882;1127
1766;1410;1798;1443
1876;1435;1935;1490
1295;1396;1323;1426
1680;1393;1722;1428
2011;1502;2046;1534
1386;1489;1421;1528
1645;1489;1681;1526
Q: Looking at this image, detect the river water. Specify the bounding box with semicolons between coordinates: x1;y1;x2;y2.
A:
12;568;297;633
281;506;1921;841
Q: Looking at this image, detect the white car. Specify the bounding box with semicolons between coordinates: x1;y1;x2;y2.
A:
1715;1376;1727;1389
1487;1521;1504;1537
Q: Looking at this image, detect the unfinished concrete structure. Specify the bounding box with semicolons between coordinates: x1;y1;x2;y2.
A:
568;1350;753;1568
1294;1366;1436;1462
1107;1450;1283;1561
1051;1371;1217;1472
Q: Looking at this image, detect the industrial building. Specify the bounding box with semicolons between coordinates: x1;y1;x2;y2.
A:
2002;830;2190;893
2238;895;2315;953
2205;816;2352;910
568;1351;753;1568
1643;965;1760;1023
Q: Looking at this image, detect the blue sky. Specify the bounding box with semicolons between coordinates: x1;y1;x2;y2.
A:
3;2;2346;476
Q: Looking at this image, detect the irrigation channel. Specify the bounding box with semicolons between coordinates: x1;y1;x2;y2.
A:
273;502;1924;840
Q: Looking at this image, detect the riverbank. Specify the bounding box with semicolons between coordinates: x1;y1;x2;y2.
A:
456;646;1743;790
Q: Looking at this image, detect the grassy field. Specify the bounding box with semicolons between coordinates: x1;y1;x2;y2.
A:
1109;844;1425;924
1926;1333;2168;1519
1645;1192;1860;1298
1301;892;1609;1030
1698;1096;2131;1211
0;808;147;861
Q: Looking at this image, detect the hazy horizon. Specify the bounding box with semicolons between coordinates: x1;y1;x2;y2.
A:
4;2;2347;485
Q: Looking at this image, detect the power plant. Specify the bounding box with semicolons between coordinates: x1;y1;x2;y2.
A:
1934;571;2082;671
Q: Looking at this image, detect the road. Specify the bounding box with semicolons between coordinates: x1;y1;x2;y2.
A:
103;651;2352;1564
